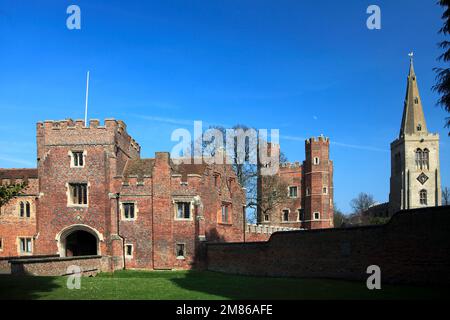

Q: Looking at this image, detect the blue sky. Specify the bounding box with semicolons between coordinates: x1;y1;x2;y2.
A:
0;0;448;213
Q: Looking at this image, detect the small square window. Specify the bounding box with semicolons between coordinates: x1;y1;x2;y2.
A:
72;151;84;167
176;243;185;259
289;186;298;198
176;202;191;220
313;212;320;220
264;214;270;222
123;203;136;220
125;244;133;258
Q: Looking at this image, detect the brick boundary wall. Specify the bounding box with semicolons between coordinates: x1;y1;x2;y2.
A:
9;255;109;276
245;224;301;242
0;255;59;274
206;206;450;286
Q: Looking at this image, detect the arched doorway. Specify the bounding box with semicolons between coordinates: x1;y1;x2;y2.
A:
65;230;97;257
56;225;103;257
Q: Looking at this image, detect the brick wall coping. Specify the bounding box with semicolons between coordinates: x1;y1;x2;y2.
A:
0;254;59;261
209;206;450;247
9;255;102;264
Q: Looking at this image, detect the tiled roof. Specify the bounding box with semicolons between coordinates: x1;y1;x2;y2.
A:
123;159;155;178
0;168;38;180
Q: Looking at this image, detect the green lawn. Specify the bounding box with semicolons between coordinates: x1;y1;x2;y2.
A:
0;270;447;300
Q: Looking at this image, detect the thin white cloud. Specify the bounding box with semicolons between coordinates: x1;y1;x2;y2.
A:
281;135;388;152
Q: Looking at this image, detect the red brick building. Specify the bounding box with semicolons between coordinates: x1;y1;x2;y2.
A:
0;119;246;270
257;136;334;229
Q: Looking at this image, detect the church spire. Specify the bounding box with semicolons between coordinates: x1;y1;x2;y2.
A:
399;52;428;137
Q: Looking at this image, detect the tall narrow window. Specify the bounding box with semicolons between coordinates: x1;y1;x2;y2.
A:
69;183;88;205
313;212;320;220
282;210;289;222
19;202;25;217
313;157;320;165
25;202;31;218
0;238;3;251
72;151;84;167
423;149;429;170
19;237;32;254
298;209;305;221
306;188;310;196
122;203;136;220
414;97;419;104
176;202;191;220
264;214;270;222
415;149;423;170
220;203;231;224
125;244;133;258
419;189;427;205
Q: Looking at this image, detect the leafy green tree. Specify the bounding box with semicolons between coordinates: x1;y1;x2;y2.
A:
433;0;450;132
0;182;27;207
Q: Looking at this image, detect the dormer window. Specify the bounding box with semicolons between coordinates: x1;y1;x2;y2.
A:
417;124;422;131
414;97;419;104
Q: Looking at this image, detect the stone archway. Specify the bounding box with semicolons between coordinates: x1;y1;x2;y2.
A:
56;224;103;257
65;230;97;256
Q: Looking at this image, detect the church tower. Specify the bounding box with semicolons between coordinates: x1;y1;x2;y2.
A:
389;55;442;214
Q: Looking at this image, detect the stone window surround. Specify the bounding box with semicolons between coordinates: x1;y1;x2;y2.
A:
288;186;298;198
281;208;290;223
219;201;233;225
173;197;195;221
120;201;138;221
68;150;87;168
313;157;320;165
66;182;90;208
175;243;186;260
313;212;321;220
17;236;33;256
18;200;33;218
125;243;134;259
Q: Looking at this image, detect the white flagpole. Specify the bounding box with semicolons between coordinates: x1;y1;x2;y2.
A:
84;71;90;125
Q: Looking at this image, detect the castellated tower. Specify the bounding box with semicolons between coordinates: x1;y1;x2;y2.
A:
389;58;441;214
303;136;334;229
257;136;333;230
35;119;140;266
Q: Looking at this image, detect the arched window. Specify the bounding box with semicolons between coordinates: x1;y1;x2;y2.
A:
19;202;25;217
25;202;31;218
419;190;427;205
423;149;429;170
415;149;423;169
